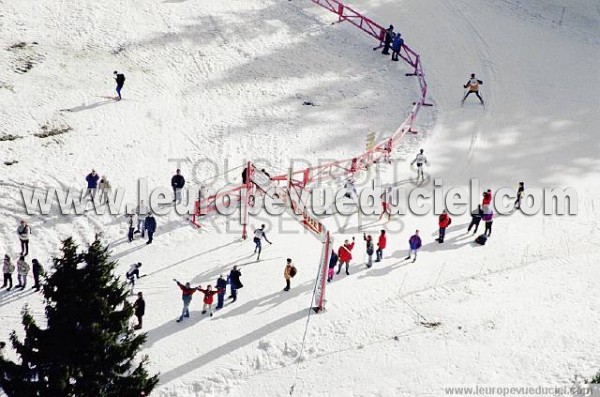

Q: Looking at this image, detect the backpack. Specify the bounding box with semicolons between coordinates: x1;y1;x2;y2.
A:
475;234;487;245
289;266;297;278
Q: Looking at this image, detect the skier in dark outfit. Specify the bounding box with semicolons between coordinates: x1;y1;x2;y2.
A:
382;25;394;55
114;71;125;100
462;73;484;105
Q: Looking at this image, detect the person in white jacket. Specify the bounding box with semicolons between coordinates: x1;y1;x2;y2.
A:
2;254;14;290
16;256;29;289
127;214;138;242
411;149;428;182
136;205;148;238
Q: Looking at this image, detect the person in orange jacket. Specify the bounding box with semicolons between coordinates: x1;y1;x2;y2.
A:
437;210;452;243
337;238;355;275
197;285;224;317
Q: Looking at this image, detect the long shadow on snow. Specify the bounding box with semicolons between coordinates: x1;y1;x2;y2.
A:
157;308;307;385
144;310;210;348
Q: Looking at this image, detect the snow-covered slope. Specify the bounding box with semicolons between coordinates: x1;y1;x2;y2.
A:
1;0;599;396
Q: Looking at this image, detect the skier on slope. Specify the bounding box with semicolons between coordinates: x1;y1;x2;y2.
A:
174;279;199;322
343;178;358;200
337;238;355;275
113;71;125;100
514;181;525;210
411;149;428;182
462;73;484;105
382;25;394;55
253;224;272;260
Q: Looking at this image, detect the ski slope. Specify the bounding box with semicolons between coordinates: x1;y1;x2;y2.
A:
1;0;600;396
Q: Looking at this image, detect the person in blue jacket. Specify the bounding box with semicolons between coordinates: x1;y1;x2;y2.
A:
215;274;228;310
144;212;156;245
391;33;404;61
405;230;422;262
85;169;100;199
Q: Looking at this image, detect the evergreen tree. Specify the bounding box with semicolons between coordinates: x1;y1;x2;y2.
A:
0;237;158;396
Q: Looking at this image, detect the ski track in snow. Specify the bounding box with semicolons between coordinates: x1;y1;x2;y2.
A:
1;0;600;396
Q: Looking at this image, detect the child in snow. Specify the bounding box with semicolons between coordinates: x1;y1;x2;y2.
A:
437;210;452;243
197;285;224;316
376;230;386;262
363;234;374;268
133;292;145;330
2;255;14;290
174;279;198;322
253;224;272;260
462;73;484;105
16;256;29;290
17;220;30;257
337;238;355;275
284;259;295;291
405;230;422;262
327;250;338;283
467;205;484;234
126;262;142;293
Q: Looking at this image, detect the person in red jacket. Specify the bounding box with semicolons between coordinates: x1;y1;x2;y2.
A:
482;189;492;207
197;285;224;317
437;210;452;243
337;237;355;275
375;230;386;262
174;279;199;322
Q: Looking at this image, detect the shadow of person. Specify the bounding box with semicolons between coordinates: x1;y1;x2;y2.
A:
62;99;116;112
144;310;208;348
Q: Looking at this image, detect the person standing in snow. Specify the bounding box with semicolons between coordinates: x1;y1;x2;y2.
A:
133;292;145;330
382;25;394;55
16;256;29;290
327;250;338;283
462;73;484;105
144;212;156;245
215;274;228;310
126;262;143;293
98;175;111;204
411;149;428;182
343;178;358;200
228;265;242;302
363;233;374;268
283;259;295;291
405;230;422;262
253;224;272;260
85;169;100;200
2;254;14;290
376;230;386;262
17;220;30;257
197;285;224;316
136;206;148;238
391;32;404;62
127;214;137;243
467;204;484;234
482;189;492;213
337;238;355;275
514;181;525;210
174;279;198;322
437;210;452;243
171;169;185;204
483;207;494;237
378;188;392;222
114;71;125;100
31;258;43;291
